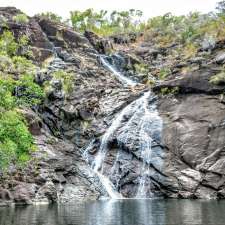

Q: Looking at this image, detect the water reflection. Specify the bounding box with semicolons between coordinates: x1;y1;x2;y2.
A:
0;199;225;225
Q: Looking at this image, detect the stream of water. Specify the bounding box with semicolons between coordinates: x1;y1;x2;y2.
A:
99;55;137;87
83;54;162;199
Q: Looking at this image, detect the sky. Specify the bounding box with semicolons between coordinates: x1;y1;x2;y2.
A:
0;0;219;19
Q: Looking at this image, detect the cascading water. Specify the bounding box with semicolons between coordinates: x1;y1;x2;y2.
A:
99;55;137;87
83;53;163;199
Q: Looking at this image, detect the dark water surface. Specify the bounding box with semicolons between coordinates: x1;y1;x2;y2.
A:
0;199;225;225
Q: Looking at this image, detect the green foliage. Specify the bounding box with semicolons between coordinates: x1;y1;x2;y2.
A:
143;10;225;57
0;110;34;169
12;56;36;74
216;1;225;13
0;71;44;109
134;63;149;75
37;12;62;23
50;70;75;94
70;9;144;36
0;31;31;58
210;72;225;85
13;13;29;24
158;68;171;80
0;77;16;110
0;31;19;56
0;30;44;171
160;87;179;96
15;75;45;106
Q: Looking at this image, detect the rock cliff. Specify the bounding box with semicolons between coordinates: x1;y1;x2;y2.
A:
1;7;225;205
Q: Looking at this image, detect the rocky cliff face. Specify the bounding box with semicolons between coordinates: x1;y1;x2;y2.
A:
123;36;225;199
0;7;144;205
1;7;225;206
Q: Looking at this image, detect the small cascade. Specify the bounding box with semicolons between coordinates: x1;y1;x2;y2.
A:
95;171;124;199
99;55;137;87
83;53;163;199
92;97;140;172
83;141;124;199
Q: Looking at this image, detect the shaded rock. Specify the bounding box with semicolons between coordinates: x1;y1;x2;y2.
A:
84;30;113;54
19;109;42;135
110;32;139;44
0;8;53;62
12;183;37;205
36;181;57;202
201;173;224;190
153;69;225;95
195;186;217;199
38;18;91;50
0;188;13;201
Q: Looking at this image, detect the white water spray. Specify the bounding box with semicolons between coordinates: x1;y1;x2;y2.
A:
83;54;162;199
99;55;137;87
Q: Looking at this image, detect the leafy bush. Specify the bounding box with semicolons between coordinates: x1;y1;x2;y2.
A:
160;87;179;95
0;110;34;169
13;13;29;24
158;68;171;80
49;70;75;94
134;63;149;75
0;75;41;170
0;77;16;110
70;9;144;36
143;9;225;57
0;30;44;171
210;72;225;85
0;31;18;56
37;12;62;23
15;75;45;106
12;56;36;74
0;31;31;58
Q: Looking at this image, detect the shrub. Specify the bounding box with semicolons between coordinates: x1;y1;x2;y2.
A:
13;13;29;24
158;68;171;80
210;72;225;85
15;75;45;106
160;87;179;95
0;77;16;110
0;30;44;171
70;9;144;36
0;31;18;56
134;63;149;75
12;56;36;74
37;12;62;23
50;70;75;94
183;42;198;58
0;110;34;169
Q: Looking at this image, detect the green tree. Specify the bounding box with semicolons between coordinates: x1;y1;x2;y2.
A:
70;9;144;36
38;12;62;23
216;1;225;13
0;30;44;171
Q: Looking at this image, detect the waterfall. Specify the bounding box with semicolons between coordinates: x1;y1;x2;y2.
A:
99;55;137;87
83;54;162;199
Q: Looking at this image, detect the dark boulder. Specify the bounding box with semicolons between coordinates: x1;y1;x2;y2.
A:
84;30;113;54
153;69;225;95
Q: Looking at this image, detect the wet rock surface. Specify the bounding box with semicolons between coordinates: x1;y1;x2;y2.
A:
1;7;225;205
0;7;145;205
111;30;225;199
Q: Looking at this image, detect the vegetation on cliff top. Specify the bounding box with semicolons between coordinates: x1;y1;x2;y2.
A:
37;1;225;48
